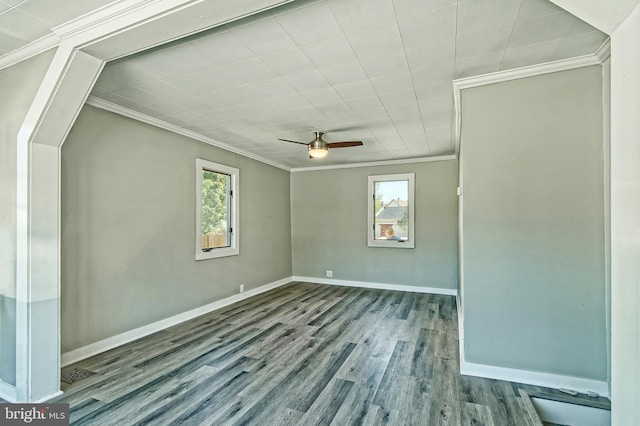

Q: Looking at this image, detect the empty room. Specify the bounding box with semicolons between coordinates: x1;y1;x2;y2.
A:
1;0;639;425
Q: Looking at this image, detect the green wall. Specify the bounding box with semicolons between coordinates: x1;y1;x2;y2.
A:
61;105;292;352
291;160;459;289
460;66;607;380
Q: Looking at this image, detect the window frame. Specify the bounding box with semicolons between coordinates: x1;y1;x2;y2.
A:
367;173;415;249
195;159;239;260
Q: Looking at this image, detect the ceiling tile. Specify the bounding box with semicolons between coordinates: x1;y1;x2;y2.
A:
145;101;190;119
333;80;378;100
507;13;576;49
397;5;457;48
225;57;279;83
275;1;343;46
392;0;458;18
319;60;368;86
501;39;557;69
111;86;170;106
230;17;297;55
454;52;503;78
283;69;330;92
346;95;384;111
346;21;404;61
410;62;455;87
190;31;256;65
405;38;455;70
300;87;343;105
301;35;356;68
353;104;392;121
359;53;409;79
421;108;453;129
124;49;204;80
457;0;521;37
161;73;214;96
455;25;512;59
327;0;396;34
370;72;413;94
244;78;297;99
421;105;453;122
396;122;428;142
564;17;606;37
192;65;249;90
270;94;314;110
552;31;609;60
260;47;316;76
419;96;453;113
516;0;565;22
414;80;455;100
379;89;417;107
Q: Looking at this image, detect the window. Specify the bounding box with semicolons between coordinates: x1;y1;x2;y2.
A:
195;159;239;260
367;173;415;248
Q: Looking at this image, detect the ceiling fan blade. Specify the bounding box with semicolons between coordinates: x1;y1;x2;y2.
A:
327;141;364;148
278;138;308;145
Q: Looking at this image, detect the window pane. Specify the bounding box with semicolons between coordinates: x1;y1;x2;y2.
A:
201;169;230;250
374;180;409;241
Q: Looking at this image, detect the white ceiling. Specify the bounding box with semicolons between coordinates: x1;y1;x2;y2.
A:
2;0;607;169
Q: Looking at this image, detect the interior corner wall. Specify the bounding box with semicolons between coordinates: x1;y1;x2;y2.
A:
60;105;292;353
0;49;57;387
460;66;607;382
290;160;459;290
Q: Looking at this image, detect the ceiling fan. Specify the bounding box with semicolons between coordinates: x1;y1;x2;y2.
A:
278;131;363;159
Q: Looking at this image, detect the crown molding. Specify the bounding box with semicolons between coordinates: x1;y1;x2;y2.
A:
86;96;291;172
290;154;457;173
88;97;458;174
453;52;606;156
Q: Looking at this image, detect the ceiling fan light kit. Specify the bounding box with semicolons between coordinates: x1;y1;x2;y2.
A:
308;146;328;158
278;131;363;160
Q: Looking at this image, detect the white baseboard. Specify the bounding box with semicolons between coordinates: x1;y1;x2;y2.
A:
293;276;457;296
455;289;609;398
0;379;17;403
61;277;293;367
461;360;610;397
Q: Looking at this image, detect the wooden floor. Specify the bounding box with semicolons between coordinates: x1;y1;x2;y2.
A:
56;282;561;425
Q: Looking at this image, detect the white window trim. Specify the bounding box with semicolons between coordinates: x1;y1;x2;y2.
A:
195;158;239;260
367;173;415;248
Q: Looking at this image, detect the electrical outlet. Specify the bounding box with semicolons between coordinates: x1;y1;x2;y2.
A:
240;284;245;293
326;270;333;278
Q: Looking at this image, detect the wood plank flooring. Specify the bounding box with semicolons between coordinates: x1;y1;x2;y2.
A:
54;282;568;425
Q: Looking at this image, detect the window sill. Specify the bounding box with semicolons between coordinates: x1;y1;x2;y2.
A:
195;247;239;260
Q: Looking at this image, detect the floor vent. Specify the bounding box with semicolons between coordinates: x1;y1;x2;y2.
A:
61;367;95;385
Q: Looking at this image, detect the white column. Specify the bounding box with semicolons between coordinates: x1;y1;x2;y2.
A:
610;4;640;424
15;46;103;402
